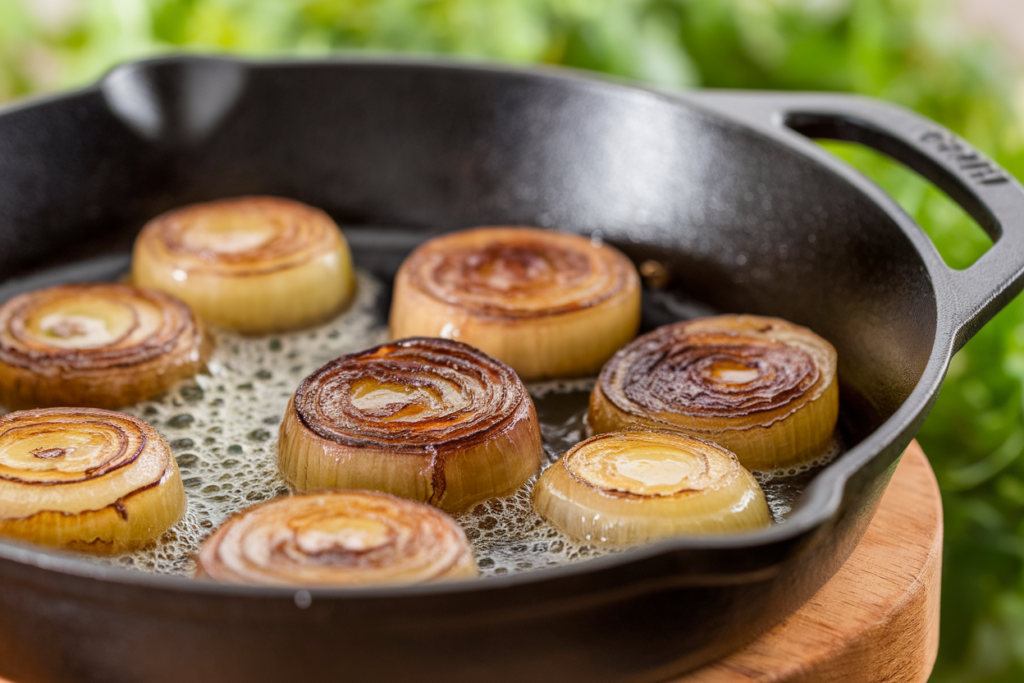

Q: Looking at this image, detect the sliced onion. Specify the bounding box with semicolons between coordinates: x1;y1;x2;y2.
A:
389;226;641;379
533;430;770;545
589;314;838;471
0;283;209;410
196;490;477;586
279;337;543;512
0;408;186;553
132;196;354;334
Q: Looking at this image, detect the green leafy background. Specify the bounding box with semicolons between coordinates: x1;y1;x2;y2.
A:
2;1;1022;680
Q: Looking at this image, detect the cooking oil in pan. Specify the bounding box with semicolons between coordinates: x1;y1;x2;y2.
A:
1;268;846;578
81;270;624;577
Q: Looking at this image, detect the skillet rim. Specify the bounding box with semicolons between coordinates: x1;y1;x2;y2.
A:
0;53;958;598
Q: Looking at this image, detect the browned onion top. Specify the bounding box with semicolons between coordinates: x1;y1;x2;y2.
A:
136;196;340;276
600;320;822;420
293;338;529;452
0;408;149;486
0;284;200;372
404;227;636;317
197;491;475;586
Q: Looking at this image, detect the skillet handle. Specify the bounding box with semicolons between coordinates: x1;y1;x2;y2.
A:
685;92;1024;352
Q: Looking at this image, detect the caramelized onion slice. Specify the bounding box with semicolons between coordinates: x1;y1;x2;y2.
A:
589;314;838;471
132;196;355;334
0;408;185;553
533;430;770;545
196;491;477;586
0;283;209;410
389;226;641;379
279;337;543;512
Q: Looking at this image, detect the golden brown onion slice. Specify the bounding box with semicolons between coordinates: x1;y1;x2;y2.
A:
0;408;186;553
196;491;477;586
279;337;543;512
533;430;770;545
132;196;354;333
0;283;209;410
389;226;641;379
589;315;838;471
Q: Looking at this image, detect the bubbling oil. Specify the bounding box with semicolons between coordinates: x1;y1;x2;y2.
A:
4;269;844;578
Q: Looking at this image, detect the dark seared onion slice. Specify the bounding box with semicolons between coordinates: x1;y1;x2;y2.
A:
132;196;354;333
196;491;477;586
389;226;641;379
589;315;838;471
533;430;769;544
0;283;209;410
0;408;185;553
279;338;543;512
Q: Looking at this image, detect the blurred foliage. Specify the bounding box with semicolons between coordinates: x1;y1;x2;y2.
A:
2;0;1024;680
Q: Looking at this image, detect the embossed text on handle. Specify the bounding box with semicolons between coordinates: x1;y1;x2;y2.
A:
920;130;1009;185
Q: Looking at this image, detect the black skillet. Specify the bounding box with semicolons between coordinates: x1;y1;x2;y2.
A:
0;56;1021;683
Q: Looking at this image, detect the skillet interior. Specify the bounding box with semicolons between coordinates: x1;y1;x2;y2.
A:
0;57;946;682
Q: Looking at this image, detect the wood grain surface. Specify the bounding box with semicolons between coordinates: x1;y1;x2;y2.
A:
679;441;942;682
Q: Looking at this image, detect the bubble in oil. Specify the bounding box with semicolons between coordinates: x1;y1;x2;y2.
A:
457;378;620;576
753;433;847;524
75;270;619;579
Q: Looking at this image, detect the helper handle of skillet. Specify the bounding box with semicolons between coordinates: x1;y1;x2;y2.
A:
684;91;1024;354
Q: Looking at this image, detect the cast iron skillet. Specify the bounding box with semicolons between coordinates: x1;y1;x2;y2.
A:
0;56;1021;683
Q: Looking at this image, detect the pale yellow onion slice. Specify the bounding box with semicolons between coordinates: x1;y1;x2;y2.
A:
196;490;477;586
389;226;641;379
279;337;543;512
0;408;186;553
132;196;354;333
589;315;839;471
533;430;770;545
0;283;209;410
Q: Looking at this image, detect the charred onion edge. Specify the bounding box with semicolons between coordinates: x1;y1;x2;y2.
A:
594;316;836;426
293;337;532;453
599;317;830;424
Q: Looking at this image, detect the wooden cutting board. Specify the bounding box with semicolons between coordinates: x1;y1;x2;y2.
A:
678;440;941;682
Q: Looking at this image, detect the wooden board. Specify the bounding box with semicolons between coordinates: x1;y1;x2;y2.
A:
679;441;942;682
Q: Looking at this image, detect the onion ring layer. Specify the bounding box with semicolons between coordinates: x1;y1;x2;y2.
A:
389;226;641;379
132;196;354;333
279;338;543;512
533;430;769;544
0;283;209;410
0;408;186;552
196;491;477;586
589;315;838;470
